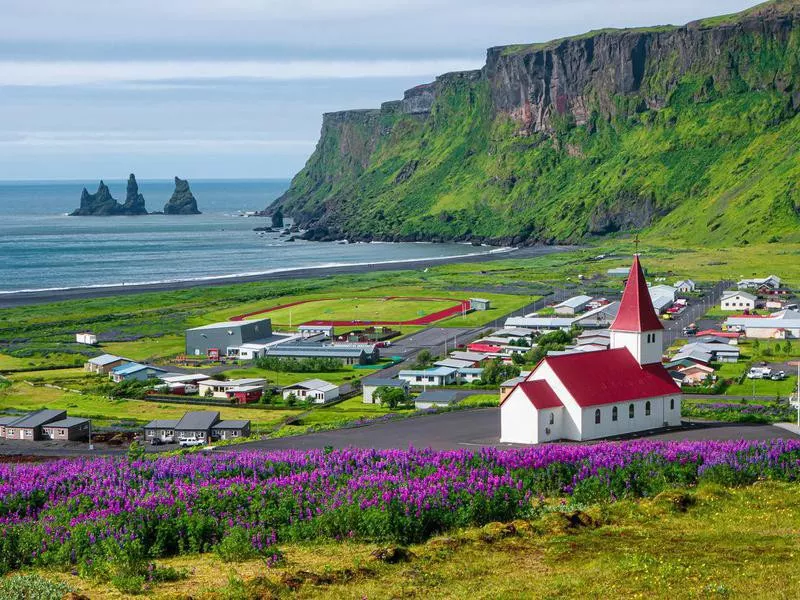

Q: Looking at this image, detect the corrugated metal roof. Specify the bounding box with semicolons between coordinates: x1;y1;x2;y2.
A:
213;420;250;429
42;417;90;429
187;319;270;331
175;411;220;430
88;354;127;366
144;419;180;429
284;379;338;392
362;378;407;388
10;409;66;428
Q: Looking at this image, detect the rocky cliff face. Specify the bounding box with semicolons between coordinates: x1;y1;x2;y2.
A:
164;177;201;215
271;0;800;245
71;177;148;216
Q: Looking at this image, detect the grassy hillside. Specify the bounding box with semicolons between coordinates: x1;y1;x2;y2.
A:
275;0;800;246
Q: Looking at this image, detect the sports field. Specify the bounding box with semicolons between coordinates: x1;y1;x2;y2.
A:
230;296;469;326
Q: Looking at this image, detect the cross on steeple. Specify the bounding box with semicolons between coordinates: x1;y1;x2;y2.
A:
633;233;641;256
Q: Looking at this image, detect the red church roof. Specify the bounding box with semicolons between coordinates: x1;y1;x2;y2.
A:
542;348;680;407
610;255;664;332
500;380;563;409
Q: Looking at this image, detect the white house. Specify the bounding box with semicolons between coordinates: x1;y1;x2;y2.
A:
398;367;458;387
75;332;97;345
361;378;409;404
198;378;266;399
282;379;340;404
738;275;781;290
457;367;484;383
674;279;696;293
500;256;682;445
298;324;334;339
720;291;757;311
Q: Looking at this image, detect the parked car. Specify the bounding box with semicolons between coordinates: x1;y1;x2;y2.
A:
178;437;205;447
150;438;162;446
747;367;773;379
771;371;787;381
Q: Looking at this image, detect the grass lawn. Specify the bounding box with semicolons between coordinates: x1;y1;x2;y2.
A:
459;393;500;407
725;375;798;398
299;395;414;427
38;481;800;599
220;365;385;387
100;335;185;363
0;381;299;428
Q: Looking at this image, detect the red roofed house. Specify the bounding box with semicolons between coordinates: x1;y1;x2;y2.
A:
501;256;682;444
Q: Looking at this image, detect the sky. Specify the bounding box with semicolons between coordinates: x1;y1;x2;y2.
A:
0;0;758;180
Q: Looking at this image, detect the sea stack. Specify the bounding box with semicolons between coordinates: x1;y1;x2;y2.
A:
164;177;201;214
122;173;148;215
70;181;122;216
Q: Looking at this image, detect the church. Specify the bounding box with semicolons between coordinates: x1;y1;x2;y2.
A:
500;256;682;444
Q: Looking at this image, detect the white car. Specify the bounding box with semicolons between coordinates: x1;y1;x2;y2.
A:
178;437;205;447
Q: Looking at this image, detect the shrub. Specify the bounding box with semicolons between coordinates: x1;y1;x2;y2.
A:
0;574;74;600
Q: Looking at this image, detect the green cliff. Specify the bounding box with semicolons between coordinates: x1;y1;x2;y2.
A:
273;0;800;245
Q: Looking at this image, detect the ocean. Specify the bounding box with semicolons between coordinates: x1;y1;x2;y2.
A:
0;179;501;293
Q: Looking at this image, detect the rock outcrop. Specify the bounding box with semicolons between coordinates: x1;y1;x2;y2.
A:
163;177;201;215
269;0;800;246
71;178;148;216
122;174;147;215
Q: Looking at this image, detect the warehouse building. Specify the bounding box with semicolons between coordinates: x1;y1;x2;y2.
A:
185;318;273;358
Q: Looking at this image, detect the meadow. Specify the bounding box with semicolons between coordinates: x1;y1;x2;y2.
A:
3;440;800;597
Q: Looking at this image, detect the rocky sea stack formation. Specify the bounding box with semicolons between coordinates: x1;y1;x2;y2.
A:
270;0;800;246
70;175;148;216
164;177;201;215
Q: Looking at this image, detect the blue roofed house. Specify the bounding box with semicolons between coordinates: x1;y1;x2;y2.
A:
110;362;168;383
457;367;485;383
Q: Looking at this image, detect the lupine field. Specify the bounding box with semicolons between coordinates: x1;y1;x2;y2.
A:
2;440;800;580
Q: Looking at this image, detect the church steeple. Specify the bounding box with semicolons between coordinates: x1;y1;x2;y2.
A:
610;255;663;365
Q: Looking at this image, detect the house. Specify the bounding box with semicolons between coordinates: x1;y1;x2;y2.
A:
724;310;800;339
694;329;740;340
671;348;713;365
738;275;781;290
467;343;504;354
226;385;264;404
470;298;491;311
109;362;168;383
553;295;592;316
648;285;676;314
434;358;476;370
457;367;484;383
197;378;266;400
414;389;462;410
362;378;409;404
185;318;273;358
504;302;620;332
720;291;757;311
298;324;334;338
398;366;458;387
500;376;527;402
500;256;681;445
674;280;696;293
143;419;179;444
262;343;379;365
449;351;489;365
42;417;91;441
174;411;221;443
211;420;251;440
4;409;67;441
282;379;340;404
159;373;211;395
85;354;131;374
75;332;97;345
675;363;715;386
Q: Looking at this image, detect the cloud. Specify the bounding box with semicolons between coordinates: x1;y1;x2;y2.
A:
0;59;481;87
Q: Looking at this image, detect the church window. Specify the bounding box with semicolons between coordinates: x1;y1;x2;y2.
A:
670;398;675;410
645;401;651;416
594;409;601;424
612;407;618;421
549;412;554;425
629;404;635;418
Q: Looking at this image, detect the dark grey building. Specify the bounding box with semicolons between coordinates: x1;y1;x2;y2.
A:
211;420;251;440
42;417;91;441
4;409;67;441
143;419;180;443
185;318;272;357
174;411;221;443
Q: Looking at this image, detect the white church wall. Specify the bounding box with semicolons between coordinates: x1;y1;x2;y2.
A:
500;388;538;444
578;395;679;440
537;406;563;442
610;330;663;365
529;362;582;440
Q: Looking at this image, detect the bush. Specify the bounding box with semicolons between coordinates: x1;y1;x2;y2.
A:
0;574;73;600
216;528;262;563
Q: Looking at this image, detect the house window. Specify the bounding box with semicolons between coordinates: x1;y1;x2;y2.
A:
645;401;651;416
670;398;675;410
595;409;601;425
629;404;635;419
612;407;618;421
549;412;554;425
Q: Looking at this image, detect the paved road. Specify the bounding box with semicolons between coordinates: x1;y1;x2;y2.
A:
228;408;800;452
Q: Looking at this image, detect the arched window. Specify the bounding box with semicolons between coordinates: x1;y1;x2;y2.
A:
612;406;618;421
670;398;675;410
549;412;554;425
645;401;651;416
595;409;601;425
629;404;635;419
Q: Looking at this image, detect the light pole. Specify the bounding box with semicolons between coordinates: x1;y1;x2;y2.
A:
790;361;800;428
88;420;93;451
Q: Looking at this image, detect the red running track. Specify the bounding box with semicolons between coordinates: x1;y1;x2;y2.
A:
229;296;470;326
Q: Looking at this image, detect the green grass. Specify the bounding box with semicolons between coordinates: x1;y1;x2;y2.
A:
36;481;800;598
297;395;414;427
459;393;499;407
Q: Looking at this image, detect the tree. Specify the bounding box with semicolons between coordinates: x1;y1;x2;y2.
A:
784;340;792;356
511;351;526;366
413;350;434;369
271;208;284;228
375;386;407;409
285;392;297;407
481;359;520;386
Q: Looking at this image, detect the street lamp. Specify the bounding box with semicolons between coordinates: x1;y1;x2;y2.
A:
88;419;94;451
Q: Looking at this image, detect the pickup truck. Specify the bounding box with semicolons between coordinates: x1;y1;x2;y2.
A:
178;437;205;447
